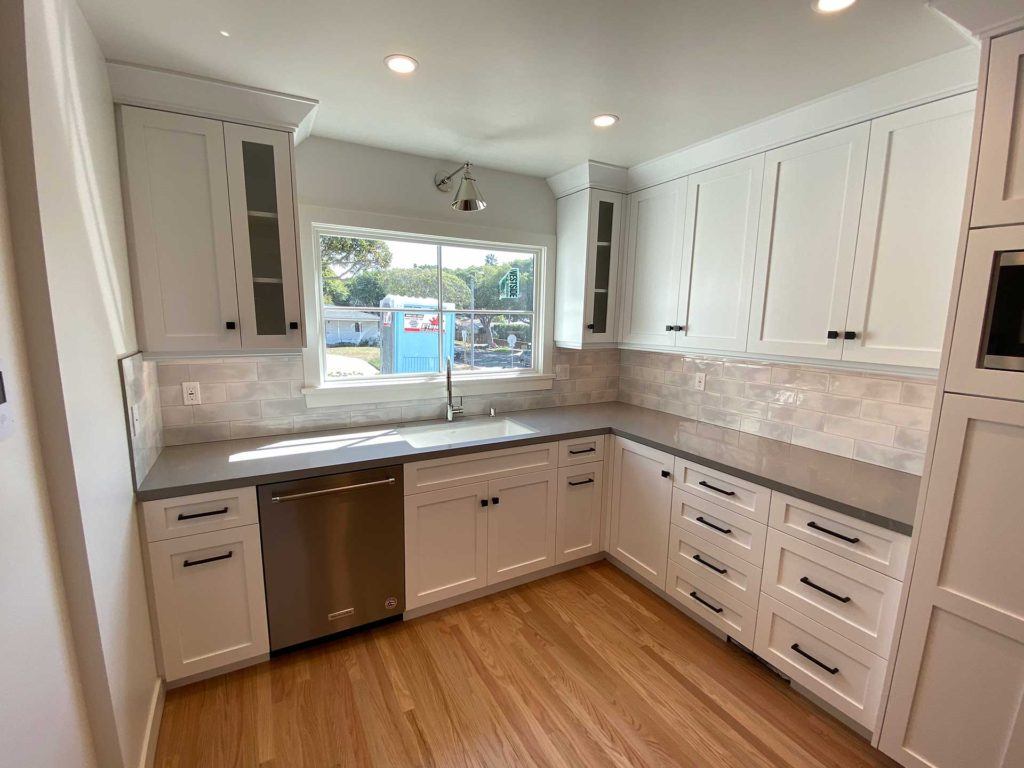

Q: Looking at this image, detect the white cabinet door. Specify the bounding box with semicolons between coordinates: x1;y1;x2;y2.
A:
554;190;589;348
556;463;603;563
880;395;1024;767
843;94;975;368
582;190;623;345
224;123;302;349
748;124;869;359
120;106;240;352
974;29;1024;227
404;482;489;609
148;525;268;681
620;180;687;346
487;470;558;584
608;437;674;589
676;154;763;352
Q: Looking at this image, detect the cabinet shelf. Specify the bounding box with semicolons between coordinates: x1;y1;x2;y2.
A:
252;277;284;284
248;210;278;219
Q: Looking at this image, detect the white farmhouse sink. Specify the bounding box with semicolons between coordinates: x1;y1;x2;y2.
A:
399;417;536;448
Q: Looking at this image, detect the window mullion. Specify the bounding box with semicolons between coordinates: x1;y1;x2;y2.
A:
436;244;444;374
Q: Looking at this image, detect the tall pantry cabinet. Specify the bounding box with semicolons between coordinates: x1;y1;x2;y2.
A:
880;27;1024;768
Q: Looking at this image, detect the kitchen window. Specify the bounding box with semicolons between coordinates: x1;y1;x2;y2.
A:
303;224;552;405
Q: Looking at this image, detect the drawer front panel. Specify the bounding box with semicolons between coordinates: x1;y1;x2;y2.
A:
669;524;762;608
556;463;604;563
666;561;756;648
142;487;258;542
754;595;885;729
673;458;770;523
763;530;901;656
404;442;557;494
672;488;767;565
768;492;910;579
558;436;606;466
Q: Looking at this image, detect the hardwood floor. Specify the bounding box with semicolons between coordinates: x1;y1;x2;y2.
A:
154;561;899;767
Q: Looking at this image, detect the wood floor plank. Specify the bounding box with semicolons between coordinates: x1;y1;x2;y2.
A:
154;561;899;768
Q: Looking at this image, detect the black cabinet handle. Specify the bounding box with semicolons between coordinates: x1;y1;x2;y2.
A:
289;321;299;330
177;506;229;521
480;499;489;507
665;325;674;332
689;591;724;614
673;325;685;332
491;497;500;506
696;516;732;535
698;480;735;497
586;323;595;330
800;576;851;603
183;550;233;568
661;469;672;478
844;331;857;340
568;477;595;487
693;554;727;575
225;321;237;330
568;446;596;455
791;643;839;675
807;520;860;544
826;330;839;339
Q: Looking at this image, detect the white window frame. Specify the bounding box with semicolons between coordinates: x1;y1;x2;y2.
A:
299;206;555;407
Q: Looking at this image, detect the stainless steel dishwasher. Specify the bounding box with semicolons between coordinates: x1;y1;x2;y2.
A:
258;465;404;651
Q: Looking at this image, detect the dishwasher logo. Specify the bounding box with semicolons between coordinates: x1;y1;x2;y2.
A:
385;597;398;610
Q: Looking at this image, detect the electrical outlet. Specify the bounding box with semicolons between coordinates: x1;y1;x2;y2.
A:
694;372;707;391
182;381;202;405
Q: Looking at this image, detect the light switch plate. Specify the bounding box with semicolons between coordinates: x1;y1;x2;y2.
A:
694;372;707;391
182;381;201;405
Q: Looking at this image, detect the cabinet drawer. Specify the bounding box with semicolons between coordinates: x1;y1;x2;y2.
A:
668;525;762;608
768;492;910;579
673;458;770;523
754;595;886;729
672;488;767;566
556;463;604;564
404;442;557;495
558;436;606;466
666;561;756;648
148;524;269;681
762;530;901;656
142;487;258;542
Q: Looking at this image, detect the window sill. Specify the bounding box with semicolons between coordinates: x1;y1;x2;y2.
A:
302;372;555;408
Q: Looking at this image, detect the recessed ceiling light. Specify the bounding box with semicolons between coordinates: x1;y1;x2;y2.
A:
592;114;619;128
219;30;231;37
384;54;418;74
813;0;856;13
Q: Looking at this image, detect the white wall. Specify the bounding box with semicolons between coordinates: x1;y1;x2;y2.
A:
0;131;98;768
0;1;159;766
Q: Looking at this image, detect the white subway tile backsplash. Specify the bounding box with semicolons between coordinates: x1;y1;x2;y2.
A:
827;374;901;402
767;404;827;431
894;427;929;452
226;381;293;402
740;417;793;442
258;358;303;381
193;400;262;424
230;418;295;439
260;398;310;418
853;442;925;475
860;400;931;430
770;366;829;391
719;395;768;419
791;427;855;458
189;361;258;383
160;405;194;427
164;423;232;446
824;414;895;445
723;362;772;383
900;382;938;408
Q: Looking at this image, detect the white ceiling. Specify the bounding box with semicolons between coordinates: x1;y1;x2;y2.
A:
78;0;970;178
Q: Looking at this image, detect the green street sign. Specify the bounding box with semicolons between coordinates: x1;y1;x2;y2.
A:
499;267;520;299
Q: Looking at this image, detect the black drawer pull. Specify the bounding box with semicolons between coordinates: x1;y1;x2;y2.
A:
698;480;735;497
183;550;233;568
568;446;596;455
177;506;229;521
568;477;595;487
689;591;724;614
693;554;727;575
807;520;860;544
791;643;839;675
696;516;732;535
800;576;851;603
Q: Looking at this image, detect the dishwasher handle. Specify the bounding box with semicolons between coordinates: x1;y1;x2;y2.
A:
270;477;397;503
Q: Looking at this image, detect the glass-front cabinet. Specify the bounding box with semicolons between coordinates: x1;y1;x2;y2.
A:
224;123;302;348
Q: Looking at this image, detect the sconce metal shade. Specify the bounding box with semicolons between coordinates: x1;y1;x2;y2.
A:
451;171;486;212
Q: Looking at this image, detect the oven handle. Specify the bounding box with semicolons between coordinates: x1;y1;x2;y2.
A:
271;477;396;503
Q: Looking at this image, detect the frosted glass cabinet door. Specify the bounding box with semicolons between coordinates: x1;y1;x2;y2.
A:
747;124;869;360
880;395;1024;767
224;123;302;349
842;93;974;368
120;106;240;352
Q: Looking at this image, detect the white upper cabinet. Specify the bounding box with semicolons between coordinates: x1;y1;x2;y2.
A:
973;29;1024;227
119;106;302;353
842;94;975;368
120;107;240;352
224;123;303;349
554;189;623;348
620;179;687;347
676;155;764;352
747;124;869;360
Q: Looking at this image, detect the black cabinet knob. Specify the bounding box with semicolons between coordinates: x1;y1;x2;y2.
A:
673;325;685;332
661;469;671;478
289;321;299;330
491;496;500;506
844;331;857;340
665;325;674;332
826;330;839;339
587;323;595;330
480;499;489;507
225;321;237;330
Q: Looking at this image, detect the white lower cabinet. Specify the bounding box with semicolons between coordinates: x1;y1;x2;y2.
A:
148;524;269;682
668;524;762;609
607;438;674;589
556;463;604;564
672;488;767;566
666;560;757;648
487;470;558;584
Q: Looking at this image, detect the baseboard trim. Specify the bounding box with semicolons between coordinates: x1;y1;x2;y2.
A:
138;678;164;768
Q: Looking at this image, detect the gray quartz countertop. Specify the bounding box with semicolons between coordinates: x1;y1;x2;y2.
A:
137;402;920;534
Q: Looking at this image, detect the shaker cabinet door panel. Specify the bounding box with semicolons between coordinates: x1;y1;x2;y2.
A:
487;470;558;584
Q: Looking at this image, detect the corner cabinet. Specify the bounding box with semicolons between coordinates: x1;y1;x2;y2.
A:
119;106;303;352
554;188;623;347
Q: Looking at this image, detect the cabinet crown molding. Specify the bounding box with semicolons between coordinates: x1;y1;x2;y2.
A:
108;61;319;143
547;161;629;199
